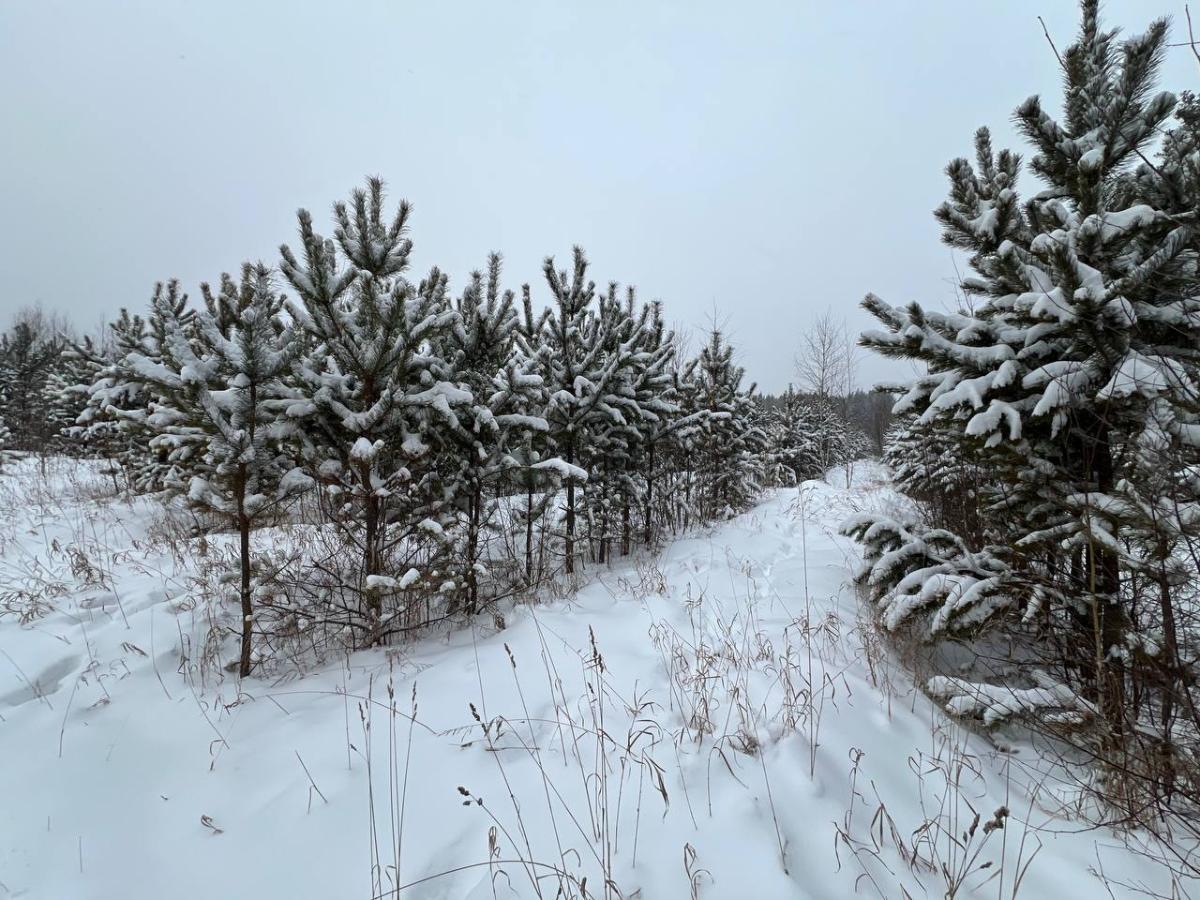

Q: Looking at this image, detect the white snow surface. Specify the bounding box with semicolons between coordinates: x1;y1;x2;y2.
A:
0;458;1190;899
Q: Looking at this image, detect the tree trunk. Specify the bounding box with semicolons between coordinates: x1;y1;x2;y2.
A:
363;468;382;644
237;475;253;679
525;486;535;585
1094;544;1127;740
564;443;576;575
465;481;482;614
1157;559;1179;800
597;489;608;564
644;442;656;545
621;497;631;557
1089;425;1127;743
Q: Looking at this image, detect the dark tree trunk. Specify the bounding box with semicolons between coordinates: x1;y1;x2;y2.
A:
465;481;482;614
621;497;631;557
525;486;535;585
362;464;382;644
564;443;576;575
237;477;253;678
644;442;656;545
1087;423;1128;742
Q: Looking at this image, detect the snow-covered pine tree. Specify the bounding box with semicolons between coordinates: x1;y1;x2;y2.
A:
692;330;764;518
584;284;637;564
124;263;309;676
80;285;195;493
42;336;106;456
78;311;148;487
763;385;822;486
280;178;467;642
504;284;565;585
0;415;11;471
444;254;553;612
77;326;125;477
524;247;613;575
800;392;862;477
622;300;683;548
585;284;674;562
883;414;986;544
855;1;1196;733
0;318;63;453
660;355;705;533
136;281;200;490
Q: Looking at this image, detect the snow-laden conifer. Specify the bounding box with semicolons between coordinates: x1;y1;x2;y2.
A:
443;254;554;611
280;178;466;641
692;330;764;518
123;263;309;676
854;1;1198;734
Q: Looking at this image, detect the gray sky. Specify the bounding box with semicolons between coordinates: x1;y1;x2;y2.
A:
2;1;1197;392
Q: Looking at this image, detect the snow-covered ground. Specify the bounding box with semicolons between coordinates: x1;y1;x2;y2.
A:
0;458;1191;899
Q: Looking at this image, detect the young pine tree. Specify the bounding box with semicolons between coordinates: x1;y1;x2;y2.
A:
82;287;196;493
280;178;466;642
525;248;612;575
763;385;822;486
444;254;553;612
0;318;64;453
692;330;764;518
43;336;106;456
857;1;1195;734
124;263;309;677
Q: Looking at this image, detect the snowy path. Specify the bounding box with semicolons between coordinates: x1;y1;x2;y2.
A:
0;463;1188;898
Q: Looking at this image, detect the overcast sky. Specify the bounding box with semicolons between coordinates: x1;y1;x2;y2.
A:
2;1;1197;392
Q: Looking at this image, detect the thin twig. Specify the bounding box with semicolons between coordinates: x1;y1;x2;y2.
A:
1188;5;1200;73
1038;16;1066;70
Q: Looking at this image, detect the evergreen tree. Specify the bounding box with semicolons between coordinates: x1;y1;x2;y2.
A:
125;263;309;676
583;285;675;562
279;178;466;642
692;330;764;518
506;284;566;585
802;393;863;476
81;286;195;493
856;1;1195;734
443;254;552;612
662;356;707;532
763;385;822;486
0;318;63;452
43;336;106;455
624;301;686;547
883;414;986;544
524;247;614;575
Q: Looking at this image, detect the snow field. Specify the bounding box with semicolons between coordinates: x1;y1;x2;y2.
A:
0;459;1190;898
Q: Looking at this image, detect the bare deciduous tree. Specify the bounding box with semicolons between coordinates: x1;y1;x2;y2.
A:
795;309;855;400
